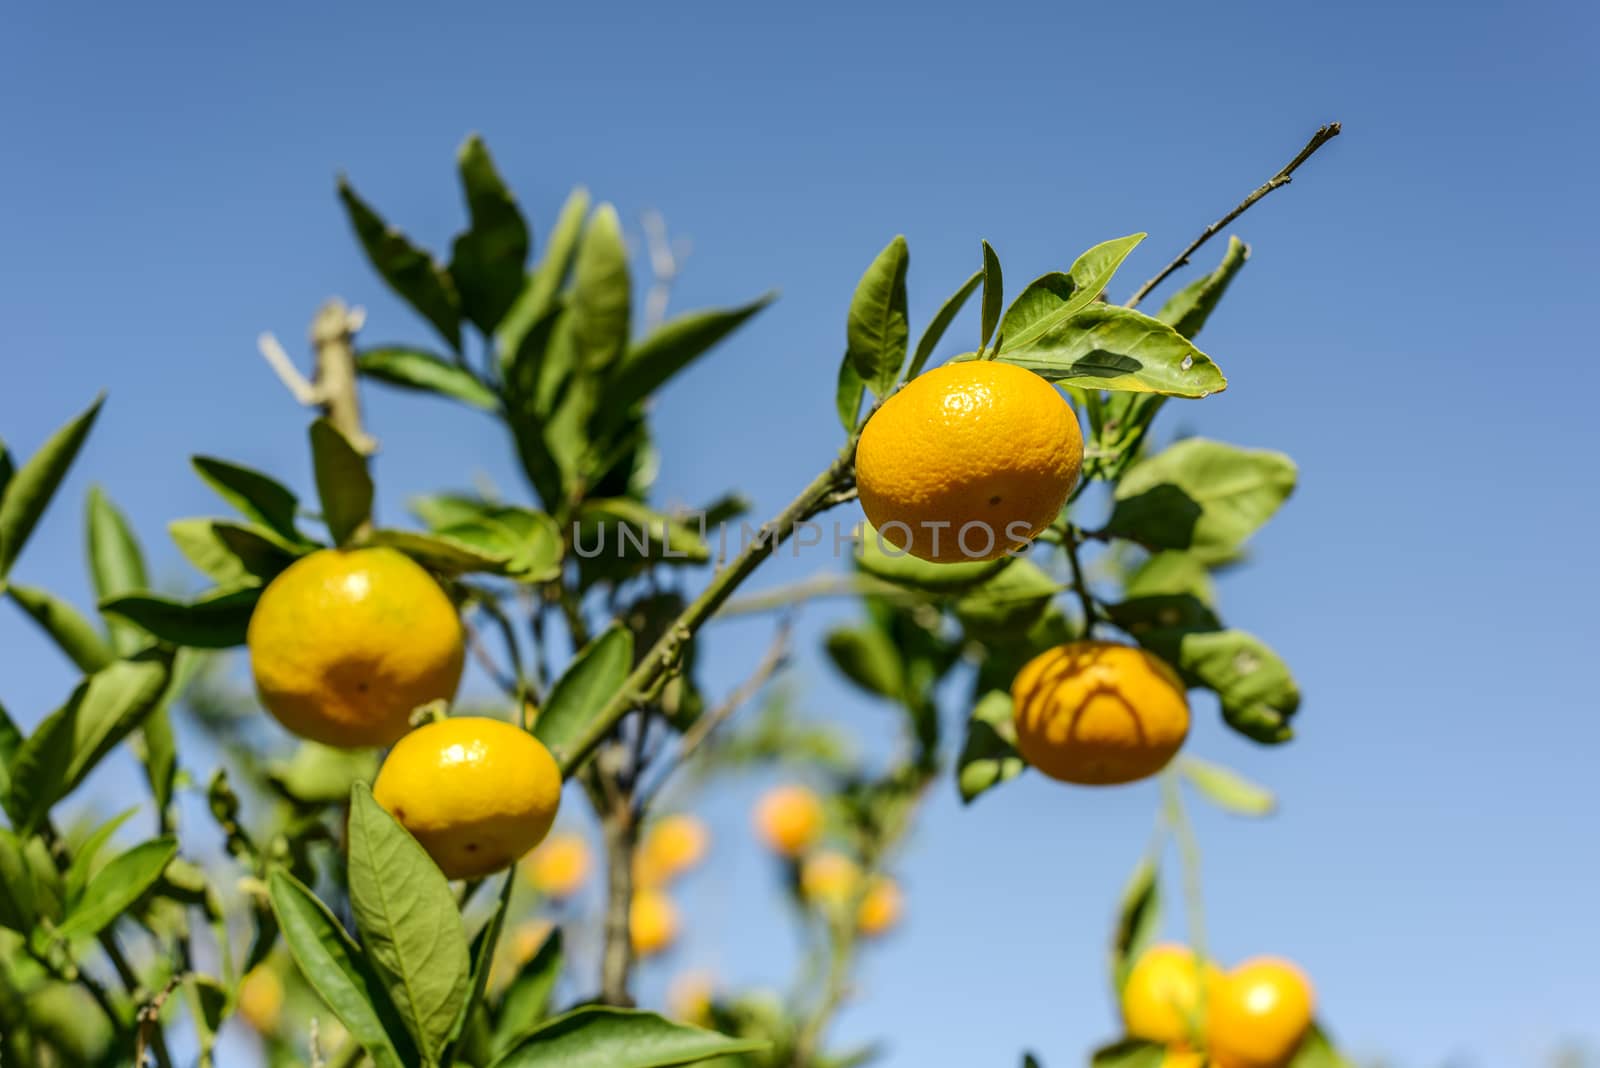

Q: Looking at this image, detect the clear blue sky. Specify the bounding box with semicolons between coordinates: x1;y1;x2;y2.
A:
3;1;1597;1065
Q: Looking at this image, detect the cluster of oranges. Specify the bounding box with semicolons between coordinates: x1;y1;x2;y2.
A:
1123;944;1317;1068
754;785;903;938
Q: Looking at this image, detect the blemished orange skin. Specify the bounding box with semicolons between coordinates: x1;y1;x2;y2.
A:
753;785;825;856
1121;944;1222;1046
1011;641;1190;785
855;361;1083;563
247;547;465;748
372;717;561;880
1208;957;1316;1068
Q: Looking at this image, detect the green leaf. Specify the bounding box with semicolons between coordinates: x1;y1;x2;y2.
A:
449;134;531;334
1139;628;1299;744
979;240;1003;354
357;347;500;410
488;1006;767;1068
0;395;103;586
410;493;494;530
0;438;12;501
824;626;904;701
265;742;379;807
100;587;260;649
1106;594;1221;637
1123;552;1216;608
0;828;36;931
6;652;173;832
347;784;471;1065
371;528;513;575
1000;234;1146;353
956;689;1024;804
191;456;304;545
952;559;1062;633
6;584;115;672
500;187;590;369
1289;1024;1358;1068
845;235;911;397
1156;235;1250;339
57;836;176;940
575;499;709;565
569;203;632;373
1110;856;1161;995
447;871;515;1056
64;805;139;904
835;350;866;433
269;869;415;1068
602;292;776;422
310;418;375;547
339;176;462;351
168;519;296;587
855;521;1010;592
534;624;633;770
1179;755;1277;817
1089;1038;1165;1068
85;486;149;655
1103;439;1296;562
994;304;1224;397
378;507;562;583
906;268;983;381
491;927;564;1058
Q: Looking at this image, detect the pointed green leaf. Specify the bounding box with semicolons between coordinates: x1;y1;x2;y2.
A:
85;486;148;654
500;187;590;369
979;240;1003;354
0;438;12;501
1179;756;1278;817
824;625;904;701
269;869;415;1068
0;828;37;931
100;587;260;649
0;396;103;586
952;559;1062;633
569;203;631;373
1000;234;1146;353
1110;855;1162;994
535;624;633;770
347;784;471;1065
491;927;564;1058
1123;552;1216;608
846;235;910;398
57;836;176;940
339;177;462;351
1156;236;1250;339
191;456;304;545
449;134;531;334
993;304;1224;397
835;351;865;433
1104;439;1297;562
310;418;375;546
447;870;515;1056
1139;628;1299;744
1289;1024;1358;1068
956;689;1024;804
603;292;776;420
907;268;983;381
488;1006;767;1068
357;347;500;410
855;521;1010;592
1090;1038;1165;1068
575;500;709;566
64;806;139;905
169;518;298;586
6;584;115;672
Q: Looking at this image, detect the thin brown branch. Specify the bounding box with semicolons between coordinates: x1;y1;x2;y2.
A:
1125;122;1342;309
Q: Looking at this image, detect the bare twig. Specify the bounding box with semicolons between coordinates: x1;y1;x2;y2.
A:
134;974;183;1068
1125;122;1342;309
257;299;377;453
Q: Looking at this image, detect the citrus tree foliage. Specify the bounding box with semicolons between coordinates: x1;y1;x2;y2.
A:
0;131;1357;1068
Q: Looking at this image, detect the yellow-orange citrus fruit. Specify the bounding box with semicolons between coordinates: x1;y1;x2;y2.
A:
754;785;824;856
1208;957;1316;1068
1161;1051;1207;1068
667;971;716;1025
1121;944;1221;1046
237;966;284;1033
630;889;681;958
636;814;710;887
372;716;561;880
248;547;465;748
800;851;862;906
856;875;904;938
855;361;1083;563
524;831;591;899
1011;641;1190;785
510;919;555;965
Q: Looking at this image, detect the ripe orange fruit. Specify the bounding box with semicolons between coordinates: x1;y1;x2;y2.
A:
800;851;862;906
237;965;284;1033
636;814;710;888
753;785;825;856
524;831;591;899
630;889;681;958
1161;1051;1207;1068
855;875;904;938
1011;641;1190;785
855;361;1083;563
248;547;465;748
1121;944;1220;1046
1208;957;1316;1068
372;716;561;880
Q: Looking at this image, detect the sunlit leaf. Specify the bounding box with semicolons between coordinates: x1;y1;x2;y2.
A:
956;689;1024;804
339;177;462;350
357;347;500;410
57;836;176;940
488;1006;766;1068
449;134;531;334
1179;755;1277;817
1000;234;1145;353
845;235;910;397
0;395;103;586
534;625;632;771
1156;235;1250;339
